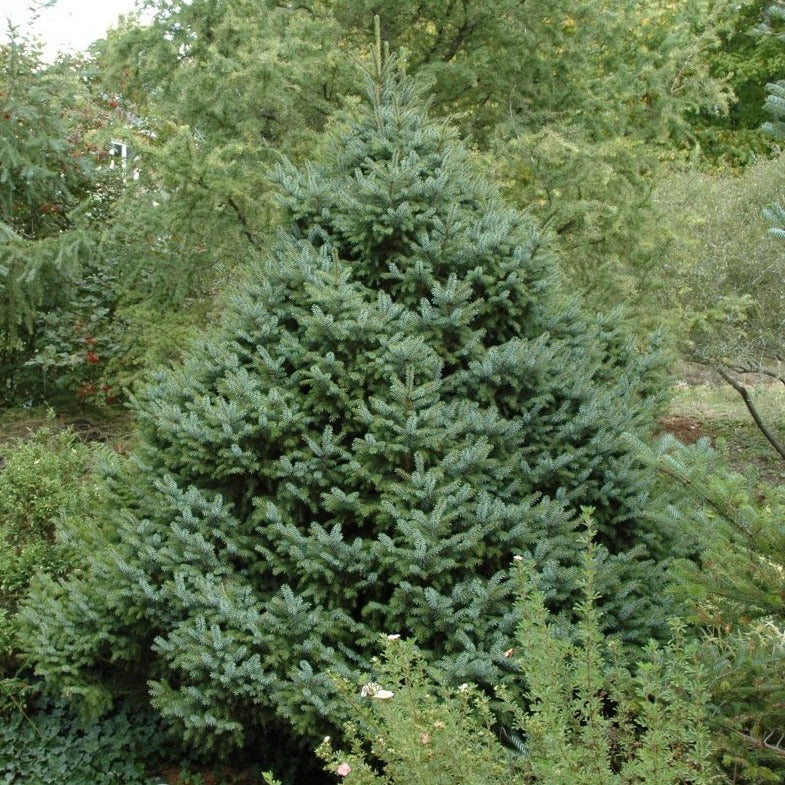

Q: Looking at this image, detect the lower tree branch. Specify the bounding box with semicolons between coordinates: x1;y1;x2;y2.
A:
726;362;785;387
734;727;785;758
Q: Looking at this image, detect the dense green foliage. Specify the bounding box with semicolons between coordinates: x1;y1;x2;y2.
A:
633;434;785;783
84;0;744;320
0;425;101;670
0;689;170;785
87;0;352;308
313;529;715;785
0;34;127;405
692;0;785;164
19;63;681;770
0;425;169;784
333;0;735;145
5;1;785;781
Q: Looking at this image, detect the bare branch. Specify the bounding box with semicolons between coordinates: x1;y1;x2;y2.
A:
714;365;785;463
226;196;260;250
726;362;785;388
734;727;785;758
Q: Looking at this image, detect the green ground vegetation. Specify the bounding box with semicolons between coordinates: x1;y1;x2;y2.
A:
4;1;785;783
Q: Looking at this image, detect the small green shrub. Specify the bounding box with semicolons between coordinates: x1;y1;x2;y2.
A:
0;424;100;670
316;521;716;785
653;155;785;365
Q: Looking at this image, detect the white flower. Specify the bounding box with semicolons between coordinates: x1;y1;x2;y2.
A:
360;681;394;699
513;554;524;563
360;681;380;697
386;633;401;640
458;683;470;693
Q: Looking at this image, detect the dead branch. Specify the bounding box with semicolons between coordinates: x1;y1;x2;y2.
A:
734;728;785;758
725;362;785;388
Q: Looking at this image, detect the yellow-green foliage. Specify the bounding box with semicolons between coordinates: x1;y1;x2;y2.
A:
0;425;99;669
653;154;785;363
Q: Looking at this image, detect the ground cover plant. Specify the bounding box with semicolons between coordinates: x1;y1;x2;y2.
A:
0;690;172;785
17;55;688;781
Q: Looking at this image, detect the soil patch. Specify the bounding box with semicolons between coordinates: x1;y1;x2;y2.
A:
657;414;712;445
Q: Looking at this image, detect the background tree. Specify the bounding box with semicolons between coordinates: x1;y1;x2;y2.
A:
655;17;785;461
21;59;683;779
92;0;748;324
327;0;745;316
692;0;785;165
329;0;736;145
89;0;354;306
0;32;117;404
653;155;785;370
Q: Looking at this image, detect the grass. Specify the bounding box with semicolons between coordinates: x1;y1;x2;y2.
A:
0;404;134;450
666;377;785;485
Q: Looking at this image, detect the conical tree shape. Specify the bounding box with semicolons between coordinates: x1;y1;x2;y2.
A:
22;63;678;755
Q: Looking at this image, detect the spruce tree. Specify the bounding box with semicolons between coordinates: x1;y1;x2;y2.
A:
22;58;679;757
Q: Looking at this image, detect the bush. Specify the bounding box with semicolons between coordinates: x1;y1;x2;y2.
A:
0;424;100;671
315;524;716;785
652;155;785;365
20;61;685;767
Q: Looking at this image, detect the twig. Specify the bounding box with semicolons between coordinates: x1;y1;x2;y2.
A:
733;727;785;758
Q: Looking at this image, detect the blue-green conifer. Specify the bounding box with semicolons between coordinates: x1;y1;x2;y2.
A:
22;60;678;759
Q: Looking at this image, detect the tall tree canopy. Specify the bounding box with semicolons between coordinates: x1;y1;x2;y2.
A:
89;0;744;315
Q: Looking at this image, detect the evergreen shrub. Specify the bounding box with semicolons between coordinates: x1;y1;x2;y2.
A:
636;433;785;783
21;61;683;761
0;427;167;784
